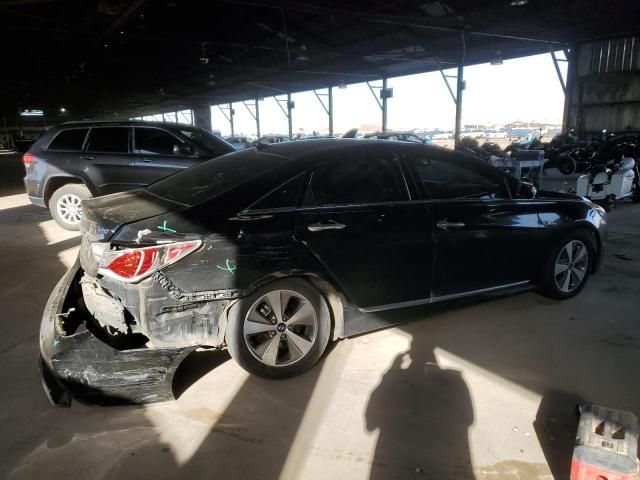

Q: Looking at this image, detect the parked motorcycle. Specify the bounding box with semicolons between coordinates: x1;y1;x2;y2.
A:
576;156;638;210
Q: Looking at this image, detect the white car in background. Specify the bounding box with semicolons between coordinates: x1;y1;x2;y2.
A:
432;131;452;140
488;129;508;139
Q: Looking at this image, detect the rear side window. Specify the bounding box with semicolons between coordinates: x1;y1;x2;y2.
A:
134;128;182;155
303;157;406;207
146;149;290;206
86;127;129;153
246;174;305;211
412;157;509;200
47;128;89;151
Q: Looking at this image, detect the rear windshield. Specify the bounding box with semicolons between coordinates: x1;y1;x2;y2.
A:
145;149;291;206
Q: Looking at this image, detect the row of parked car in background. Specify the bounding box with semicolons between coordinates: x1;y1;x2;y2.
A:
225;127;536;148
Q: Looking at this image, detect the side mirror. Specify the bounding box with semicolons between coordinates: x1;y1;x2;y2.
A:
173;143;193;155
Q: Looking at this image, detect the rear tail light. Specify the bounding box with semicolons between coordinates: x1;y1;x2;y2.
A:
97;240;202;283
22;153;35;166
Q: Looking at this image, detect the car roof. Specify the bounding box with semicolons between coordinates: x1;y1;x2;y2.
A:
254;138;445;162
54;120;197;130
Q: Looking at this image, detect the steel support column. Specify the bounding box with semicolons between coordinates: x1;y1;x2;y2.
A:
561;47;577;131
287;93;293;139
454;32;466;149
242;99;261;138
216;104;234;136
312;87;334;135
328;86;333;136
382;77;388;132
192;104;212;131
367;79;390;132
275;94;294;139
550;47;567;94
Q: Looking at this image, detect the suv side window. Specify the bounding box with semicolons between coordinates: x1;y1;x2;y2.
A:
412;157;509;200
134;127;183;155
303;157;406;207
47;128;89;151
86;127;129;153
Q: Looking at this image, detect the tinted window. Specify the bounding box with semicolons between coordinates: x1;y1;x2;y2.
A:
86;127;129;153
135;128;181;155
146;149;290;206
303;157;405;206
412;157;509;200
177;127;235;155
247;174;304;211
48;128;89;150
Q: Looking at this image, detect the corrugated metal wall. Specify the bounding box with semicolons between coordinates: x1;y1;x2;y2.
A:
566;36;640;135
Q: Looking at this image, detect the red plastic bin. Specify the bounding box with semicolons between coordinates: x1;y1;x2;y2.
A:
571;404;639;480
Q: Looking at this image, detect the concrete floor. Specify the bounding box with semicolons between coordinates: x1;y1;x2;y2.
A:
1;152;639;480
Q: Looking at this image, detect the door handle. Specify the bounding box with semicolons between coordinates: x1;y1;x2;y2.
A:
436;219;465;230
81;155;95;161
307;220;346;232
142;158;152;163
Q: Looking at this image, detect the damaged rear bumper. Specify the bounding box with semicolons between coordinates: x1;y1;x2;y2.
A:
39;261;195;406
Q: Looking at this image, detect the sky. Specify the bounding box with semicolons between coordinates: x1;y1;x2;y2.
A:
211;52;567;137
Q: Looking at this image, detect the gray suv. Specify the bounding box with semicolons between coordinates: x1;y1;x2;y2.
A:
23;121;235;230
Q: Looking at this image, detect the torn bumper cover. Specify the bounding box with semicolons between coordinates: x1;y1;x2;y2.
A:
39;261;195;406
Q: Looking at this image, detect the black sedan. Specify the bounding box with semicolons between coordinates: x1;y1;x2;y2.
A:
39;140;607;404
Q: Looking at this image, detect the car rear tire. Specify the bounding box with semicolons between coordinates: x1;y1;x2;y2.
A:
226;278;331;379
541;230;594;299
49;184;91;231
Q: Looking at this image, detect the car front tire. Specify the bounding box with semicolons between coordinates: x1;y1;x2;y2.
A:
226;278;332;379
541;230;594;299
49;184;92;231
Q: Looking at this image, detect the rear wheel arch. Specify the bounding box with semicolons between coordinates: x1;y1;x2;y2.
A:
43;176;87;207
224;276;332;378
223;274;344;344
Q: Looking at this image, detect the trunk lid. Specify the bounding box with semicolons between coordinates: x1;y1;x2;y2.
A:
79;189;185;276
80;189;185;242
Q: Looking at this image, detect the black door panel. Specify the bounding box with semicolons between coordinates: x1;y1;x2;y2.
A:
295;204;433;308
84;127;139;194
427;200;541;296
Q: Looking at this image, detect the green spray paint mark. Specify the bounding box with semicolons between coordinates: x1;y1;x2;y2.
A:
157;220;177;233
53;338;60;347
216;259;237;276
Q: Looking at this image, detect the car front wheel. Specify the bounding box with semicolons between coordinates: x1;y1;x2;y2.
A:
49;184;92;230
541;231;593;299
226;278;331;379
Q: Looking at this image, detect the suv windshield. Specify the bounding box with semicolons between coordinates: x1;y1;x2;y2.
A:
146;149;290;206
174;126;235;156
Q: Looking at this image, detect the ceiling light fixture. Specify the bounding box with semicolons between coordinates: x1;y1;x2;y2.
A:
296;45;309;62
510;0;528;6
199;42;210;65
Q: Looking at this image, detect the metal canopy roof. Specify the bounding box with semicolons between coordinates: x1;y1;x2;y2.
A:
2;0;640;120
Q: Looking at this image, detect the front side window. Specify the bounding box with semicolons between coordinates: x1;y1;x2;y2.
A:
303;157;406;207
86;127;129;153
134;128;182;155
412;157;509;200
47;128;89;151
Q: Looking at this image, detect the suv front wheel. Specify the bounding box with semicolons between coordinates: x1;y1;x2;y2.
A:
49;184;92;230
